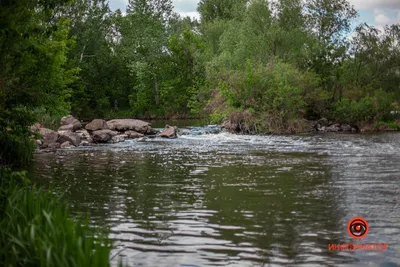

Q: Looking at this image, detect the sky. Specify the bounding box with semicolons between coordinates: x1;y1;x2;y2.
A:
108;0;400;30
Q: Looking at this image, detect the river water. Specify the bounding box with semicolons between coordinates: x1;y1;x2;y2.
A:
31;129;400;267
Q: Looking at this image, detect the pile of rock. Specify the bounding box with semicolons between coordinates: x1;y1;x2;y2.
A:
313;118;359;133
32;116;163;151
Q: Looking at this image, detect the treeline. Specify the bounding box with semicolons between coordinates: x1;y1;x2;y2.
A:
2;0;399;130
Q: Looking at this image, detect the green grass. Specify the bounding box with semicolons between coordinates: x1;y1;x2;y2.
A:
0;170;114;267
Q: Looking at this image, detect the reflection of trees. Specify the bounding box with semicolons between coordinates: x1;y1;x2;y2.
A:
203;153;349;265
31;150;122;223
31;149;355;265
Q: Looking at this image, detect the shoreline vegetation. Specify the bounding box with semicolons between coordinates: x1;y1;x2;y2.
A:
1;0;400;266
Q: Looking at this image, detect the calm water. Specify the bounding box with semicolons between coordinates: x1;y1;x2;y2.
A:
31;130;400;267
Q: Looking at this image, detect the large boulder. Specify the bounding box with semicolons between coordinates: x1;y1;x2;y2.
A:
85;119;109;131
39;127;56;137
125;130;144;139
58;131;81;147
107;119;152;134
58;124;74;131
159;125;177;139
40;129;59;148
60;115;82;131
92;129;119;143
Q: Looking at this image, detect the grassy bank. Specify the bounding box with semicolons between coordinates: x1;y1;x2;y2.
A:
0;169;113;267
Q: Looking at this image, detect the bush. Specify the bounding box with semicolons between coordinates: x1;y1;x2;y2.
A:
331;90;395;124
331;97;375;124
0;108;35;168
0;170;113;267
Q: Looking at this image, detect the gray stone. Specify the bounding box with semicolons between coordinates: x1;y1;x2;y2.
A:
318;118;329;127
107;119;152;134
60;141;74;149
41;130;59;148
85;119;109;131
160;125;177;139
92;129;118;143
58;124;74;131
30;123;42;133
111;134;128;143
326;124;340;132
125;130;144;139
341;124;352;132
58;132;81;146
60;115;82;131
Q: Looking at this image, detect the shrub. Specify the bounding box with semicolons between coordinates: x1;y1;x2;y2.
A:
331;97;375;124
0;108;35;168
0;170;113;267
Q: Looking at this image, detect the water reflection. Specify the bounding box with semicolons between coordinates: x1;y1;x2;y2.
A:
31;132;400;266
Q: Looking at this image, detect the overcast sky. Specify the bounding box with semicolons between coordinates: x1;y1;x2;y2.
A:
108;0;400;30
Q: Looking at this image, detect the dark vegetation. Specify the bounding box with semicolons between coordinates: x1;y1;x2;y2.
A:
0;0;400;265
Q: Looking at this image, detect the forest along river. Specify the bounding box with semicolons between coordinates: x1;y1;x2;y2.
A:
31;127;400;267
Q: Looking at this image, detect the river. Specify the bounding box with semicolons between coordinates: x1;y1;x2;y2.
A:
31;128;400;267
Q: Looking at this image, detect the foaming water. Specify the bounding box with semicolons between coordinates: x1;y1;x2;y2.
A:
31;131;400;266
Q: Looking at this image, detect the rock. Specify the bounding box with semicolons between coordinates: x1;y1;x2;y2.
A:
41;129;59;148
60;141;74;149
39;127;56;137
125;130;144;139
58;124;74;131
178;129;191;136
326;124;340;132
36;140;42;146
92;129;119;143
341;124;352;132
160;125;177;139
85;119;109;131
137;137;148;142
58;131;81;146
47;142;61;149
111;134;127;143
60;115;82;131
30;123;42;133
80;140;91;146
76;129;92;142
107;119;152;134
318;118;329;127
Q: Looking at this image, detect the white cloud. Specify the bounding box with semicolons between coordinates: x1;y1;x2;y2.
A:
349;0;400;10
178;11;201;20
375;12;391;25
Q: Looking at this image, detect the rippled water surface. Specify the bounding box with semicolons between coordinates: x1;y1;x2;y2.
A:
31;131;400;267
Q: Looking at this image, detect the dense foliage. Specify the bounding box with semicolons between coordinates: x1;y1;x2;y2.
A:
5;0;393;130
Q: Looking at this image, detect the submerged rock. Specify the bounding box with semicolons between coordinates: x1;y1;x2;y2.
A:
125;130;144;139
60;141;74;149
85;119;109;131
107;119;152;134
111;134;127;143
